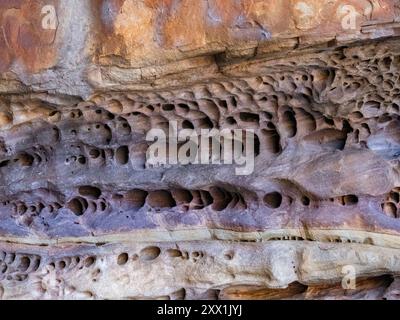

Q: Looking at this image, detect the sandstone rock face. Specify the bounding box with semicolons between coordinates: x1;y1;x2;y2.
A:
1;0;400;300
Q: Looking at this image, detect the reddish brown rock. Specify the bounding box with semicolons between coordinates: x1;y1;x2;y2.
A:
0;0;58;73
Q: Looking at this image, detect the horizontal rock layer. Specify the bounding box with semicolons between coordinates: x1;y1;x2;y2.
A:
1;241;400;300
0;0;398;96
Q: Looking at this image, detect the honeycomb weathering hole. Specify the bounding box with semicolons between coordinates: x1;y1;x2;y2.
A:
301;196;310;206
140;247;161;261
117;253;128;265
67;197;88;216
124;189;148;208
171;189;193;205
84;257;95;267
17;153;34;167
264;192;282;209
343;195;358;205
116;146;129;165
166;249;182;258
89;149;100;158
281;110;297;138
78;186;101;199
147;191;176;208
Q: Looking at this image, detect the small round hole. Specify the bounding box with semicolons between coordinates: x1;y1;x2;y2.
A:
117;253;128;265
301;196;310;206
263;192;282;209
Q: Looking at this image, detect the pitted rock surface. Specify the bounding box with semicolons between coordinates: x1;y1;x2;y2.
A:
1;0;400;300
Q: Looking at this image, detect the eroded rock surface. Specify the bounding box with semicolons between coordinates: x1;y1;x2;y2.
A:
1;0;400;300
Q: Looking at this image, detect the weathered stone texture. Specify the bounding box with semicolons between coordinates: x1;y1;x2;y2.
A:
1;0;400;300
